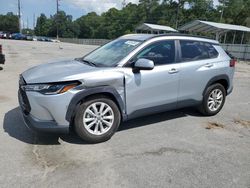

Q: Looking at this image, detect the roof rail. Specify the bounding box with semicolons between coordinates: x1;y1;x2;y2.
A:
150;33;216;41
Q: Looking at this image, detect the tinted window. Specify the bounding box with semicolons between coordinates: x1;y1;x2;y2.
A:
180;40;210;61
133;40;175;65
203;43;219;58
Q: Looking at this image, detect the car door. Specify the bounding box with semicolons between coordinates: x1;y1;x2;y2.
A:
123;40;180;118
177;40;220;107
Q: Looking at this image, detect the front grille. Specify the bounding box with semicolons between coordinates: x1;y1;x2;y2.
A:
19;75;31;115
19;75;26;86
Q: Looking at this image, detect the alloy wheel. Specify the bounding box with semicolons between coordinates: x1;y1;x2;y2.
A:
83;102;114;135
207;89;224;112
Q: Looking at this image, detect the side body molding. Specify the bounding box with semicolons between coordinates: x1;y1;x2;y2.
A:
65;86;126;123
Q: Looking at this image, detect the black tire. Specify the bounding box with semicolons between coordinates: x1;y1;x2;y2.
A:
198;83;226;116
74;95;121;143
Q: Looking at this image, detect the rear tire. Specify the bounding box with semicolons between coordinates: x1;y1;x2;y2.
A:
199;83;226;116
74;95;121;143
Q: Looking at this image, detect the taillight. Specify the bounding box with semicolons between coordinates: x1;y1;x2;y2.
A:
0;45;2;54
230;59;236;67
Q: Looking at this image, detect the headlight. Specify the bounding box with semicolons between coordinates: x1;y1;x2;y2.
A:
23;81;80;95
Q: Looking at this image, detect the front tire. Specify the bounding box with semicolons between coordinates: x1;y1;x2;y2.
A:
74;96;121;143
199;83;226;116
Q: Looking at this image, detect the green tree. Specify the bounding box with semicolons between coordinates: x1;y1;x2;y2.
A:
35;11;80;38
76;12;102;38
31;0;250;40
34;14;51;36
49;11;80;38
0;12;19;33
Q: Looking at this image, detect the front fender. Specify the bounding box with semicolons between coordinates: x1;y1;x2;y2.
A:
65;86;126;123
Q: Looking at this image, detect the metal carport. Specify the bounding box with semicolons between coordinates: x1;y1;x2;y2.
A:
178;20;250;44
136;23;178;34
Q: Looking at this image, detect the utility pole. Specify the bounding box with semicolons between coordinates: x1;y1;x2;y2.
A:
220;0;225;22
33;14;35;29
56;0;59;39
175;2;179;29
18;0;21;33
122;0;126;8
27;17;29;29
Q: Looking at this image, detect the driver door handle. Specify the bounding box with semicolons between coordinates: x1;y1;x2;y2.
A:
168;68;179;74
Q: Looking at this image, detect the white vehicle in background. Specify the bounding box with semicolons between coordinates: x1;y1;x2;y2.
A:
51;39;60;43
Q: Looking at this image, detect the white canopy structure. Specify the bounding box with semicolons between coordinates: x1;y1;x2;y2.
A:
136;23;178;34
179;20;250;44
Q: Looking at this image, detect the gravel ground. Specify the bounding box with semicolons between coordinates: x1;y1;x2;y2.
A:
0;39;250;188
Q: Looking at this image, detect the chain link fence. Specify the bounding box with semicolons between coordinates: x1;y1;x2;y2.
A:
221;44;250;60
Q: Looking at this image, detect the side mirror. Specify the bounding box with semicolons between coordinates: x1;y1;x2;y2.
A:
133;58;154;73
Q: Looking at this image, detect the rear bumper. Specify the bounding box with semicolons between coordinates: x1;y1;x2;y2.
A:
0;54;5;64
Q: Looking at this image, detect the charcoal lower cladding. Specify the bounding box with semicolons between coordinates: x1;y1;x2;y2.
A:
18;76;31;115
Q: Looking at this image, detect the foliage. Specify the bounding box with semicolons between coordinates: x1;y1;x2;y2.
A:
22;28;34;35
1;0;250;40
0;12;19;33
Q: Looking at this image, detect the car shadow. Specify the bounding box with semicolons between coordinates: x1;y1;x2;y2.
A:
119;108;202;131
3;107;202;145
3;107;62;145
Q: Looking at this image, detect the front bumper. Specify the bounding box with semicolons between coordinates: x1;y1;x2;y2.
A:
21;111;69;134
18;88;70;134
0;54;5;64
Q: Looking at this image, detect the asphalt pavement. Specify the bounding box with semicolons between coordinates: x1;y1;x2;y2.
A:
0;39;250;188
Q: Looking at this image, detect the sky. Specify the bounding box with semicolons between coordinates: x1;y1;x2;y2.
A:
0;0;220;29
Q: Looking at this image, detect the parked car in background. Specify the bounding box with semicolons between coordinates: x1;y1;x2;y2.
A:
26;35;34;41
37;36;46;41
36;36;55;42
18;34;235;143
51;38;60;43
0;32;12;39
0;44;5;65
0;31;4;39
44;37;52;42
32;36;38;41
12;33;26;40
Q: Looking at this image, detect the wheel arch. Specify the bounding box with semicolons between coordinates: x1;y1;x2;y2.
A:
66;86;126;124
203;75;229;96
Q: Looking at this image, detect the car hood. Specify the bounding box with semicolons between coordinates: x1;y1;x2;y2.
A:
22;60;97;84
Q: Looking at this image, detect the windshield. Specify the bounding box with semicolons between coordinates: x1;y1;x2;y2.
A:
82;38;142;67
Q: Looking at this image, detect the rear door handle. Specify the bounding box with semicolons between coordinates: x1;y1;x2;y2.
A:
168;68;179;74
204;63;214;68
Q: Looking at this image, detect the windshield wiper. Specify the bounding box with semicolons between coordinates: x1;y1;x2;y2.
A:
75;58;97;67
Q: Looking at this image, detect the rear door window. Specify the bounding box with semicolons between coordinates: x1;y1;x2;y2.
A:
180;40;218;62
202;43;219;58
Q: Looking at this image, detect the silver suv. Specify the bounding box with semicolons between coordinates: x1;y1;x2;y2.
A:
19;34;235;143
